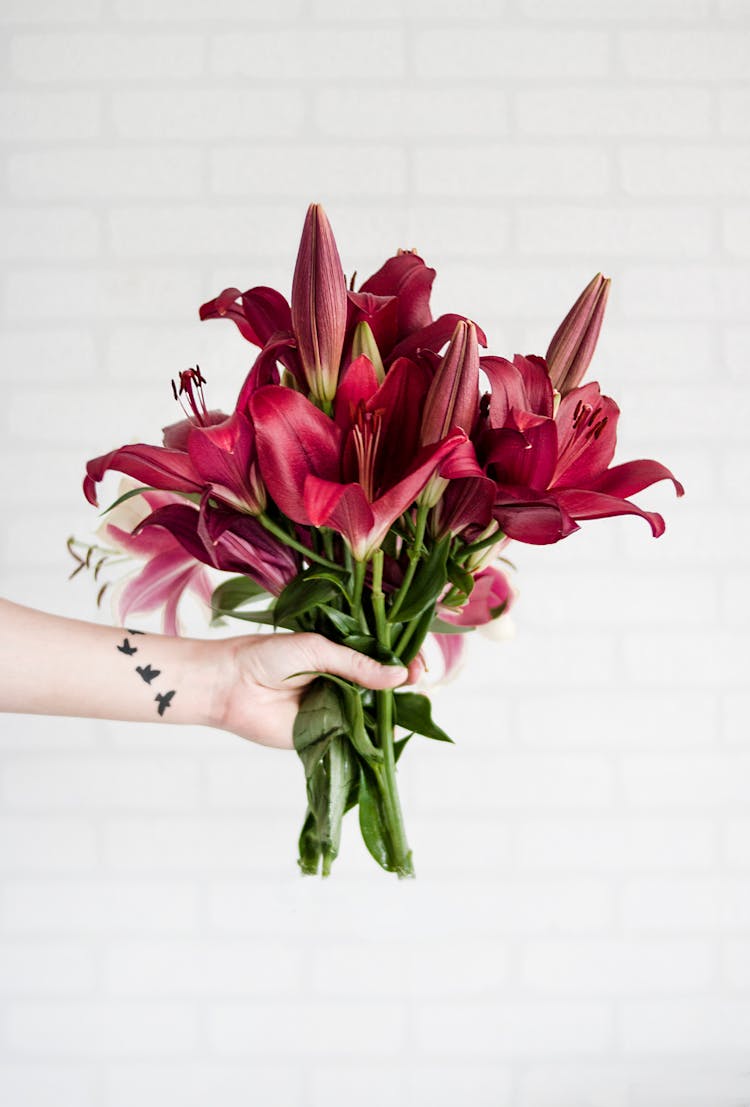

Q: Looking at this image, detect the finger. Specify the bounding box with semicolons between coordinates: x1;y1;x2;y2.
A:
287;634;408;690
405;654;426;685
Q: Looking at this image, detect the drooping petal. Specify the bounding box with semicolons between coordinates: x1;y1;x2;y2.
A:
432;473;495;538
588;458;685;500
83;444;203;507
431;632;466;683
133;503;213;564
250;385;342;524
303;476;375;560
161;410;229;451
118;552;200;626
199;285;292;347
492;490;579;545
203;510;300;594
291;202;348;404
554;487;667;537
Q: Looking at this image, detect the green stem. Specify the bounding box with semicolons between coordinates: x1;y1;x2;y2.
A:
351;558;369;633
259;513;340;571
389;502;429;623
370;549;414;878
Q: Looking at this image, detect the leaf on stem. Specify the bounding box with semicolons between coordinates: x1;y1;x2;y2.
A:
394;692;454;744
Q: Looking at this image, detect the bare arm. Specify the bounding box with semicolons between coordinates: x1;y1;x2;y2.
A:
0;598;418;749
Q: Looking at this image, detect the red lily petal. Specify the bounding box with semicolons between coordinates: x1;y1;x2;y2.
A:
388;313;488;367
199;285;292;347
203;510;299;594
118;553;200;626
485;411;558;492
369;355;432;491
512;354;555;419
552;383;618;488
431;632;466;682
161;410;228;451
134;503;212;564
303;476;375;559
433;473;495;537
334;354;380;429
359;251;436;335
554;487;667;537
250;385;341;524
187;411;261;512
346;290;399;357
83;444;203;507
492;490;580;545
589;458;685;500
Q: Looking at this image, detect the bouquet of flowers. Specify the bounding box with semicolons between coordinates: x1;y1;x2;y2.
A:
74;203;682;878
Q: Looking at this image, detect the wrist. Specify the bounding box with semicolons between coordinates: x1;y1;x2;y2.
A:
179;636;234;730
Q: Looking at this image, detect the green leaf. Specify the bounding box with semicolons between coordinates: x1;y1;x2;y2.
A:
320;605;362;638
313;674;384;765
306;734;357;876
293;680;345;778
393;734;412;763
211;607;277;627
211;575;268;616
297;806;322;875
446;559;475;599
388;536;450;623
358;764;396;872
394;691;454;743
274;574;338;627
429;617;474;635
98;485;200;517
340;634;403;667
398;603;437;665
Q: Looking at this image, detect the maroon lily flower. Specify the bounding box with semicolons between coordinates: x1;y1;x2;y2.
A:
249;355;466;561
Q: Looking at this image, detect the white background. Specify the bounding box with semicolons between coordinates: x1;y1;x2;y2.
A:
1;1;749;1105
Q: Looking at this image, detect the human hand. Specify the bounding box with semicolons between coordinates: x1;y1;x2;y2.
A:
209;631;424;749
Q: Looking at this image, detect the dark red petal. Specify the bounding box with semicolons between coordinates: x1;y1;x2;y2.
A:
555;487;667;537
512;354;555;419
187;411;259;511
334;354;380;429
250;385;341;524
589;458;685;499
199;285;291;347
83;444;203;507
303;476;375;558
133;503;212;563
346;290;399;357
492;492;579;545
359;252;436;335
552;383;619;487
388;313;488;366
370;355;432;490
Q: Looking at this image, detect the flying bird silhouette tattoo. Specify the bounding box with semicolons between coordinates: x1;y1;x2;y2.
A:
155;690;176;716
117;638;137;656
136;664;161;684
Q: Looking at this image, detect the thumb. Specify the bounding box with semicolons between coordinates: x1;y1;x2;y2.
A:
288;634;408;690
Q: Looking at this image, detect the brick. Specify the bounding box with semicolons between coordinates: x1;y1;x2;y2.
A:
403;814;512;872
405;1064;513;1107
621;999;750;1053
517;1065;634;1107
9;148;202;199
412;751;614;812
517;205;713;258
117;0;301;16
414;999;613;1056
105;1064;303;1107
725;694;750;744
623;630;748;687
316;87;509;138
5;1000;198;1056
517;87;710;138
723;208;750;256
720;89;750;136
516;816;715;871
622;877;750;932
0;817;96;872
101;815;301;871
0;329;97;381
416;29;609;78
210;145;407;198
521;0;709;16
11;33;203;82
0;941;96;995
0;92;100;140
721;572;750;625
104;939;301;996
623;754;750;809
724;325;750;378
722;449;750;503
309;1065;407;1107
621;31;750;80
517;691;716;749
629;1067;750;1107
415;144;609;198
4;269;201;324
210;29;405;79
0;208;98;261
112;88;303;140
0;715;100;752
1;879;198;934
620;266;750;322
0;755;200;811
108;205;301;259
0;1066;97;1107
724;819;750;866
596;322;715;382
315;0;505;15
520;938;714;993
622;146;750;197
209;1000;407;1056
207;751;306;813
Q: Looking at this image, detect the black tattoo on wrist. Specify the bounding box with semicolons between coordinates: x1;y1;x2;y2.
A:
156;690;176;716
115;628;177;718
135;663;160;684
117;638;138;655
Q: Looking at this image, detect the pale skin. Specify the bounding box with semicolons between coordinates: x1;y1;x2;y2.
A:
0;598;423;749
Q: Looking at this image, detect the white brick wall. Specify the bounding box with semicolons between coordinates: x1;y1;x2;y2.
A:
1;1;748;1105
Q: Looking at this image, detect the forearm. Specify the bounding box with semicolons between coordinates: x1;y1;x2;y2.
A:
0;598;226;728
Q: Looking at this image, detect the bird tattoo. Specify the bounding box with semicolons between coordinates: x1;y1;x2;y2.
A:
136;663;161;684
117;638;137;656
155;690;176;716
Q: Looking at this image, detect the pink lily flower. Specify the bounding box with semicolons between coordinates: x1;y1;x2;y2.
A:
249;355;466;561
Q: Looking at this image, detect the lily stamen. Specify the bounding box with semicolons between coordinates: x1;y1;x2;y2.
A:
171;365;210;427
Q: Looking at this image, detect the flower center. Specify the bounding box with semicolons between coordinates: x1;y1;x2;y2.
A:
350;402;384;503
171;366;210;426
